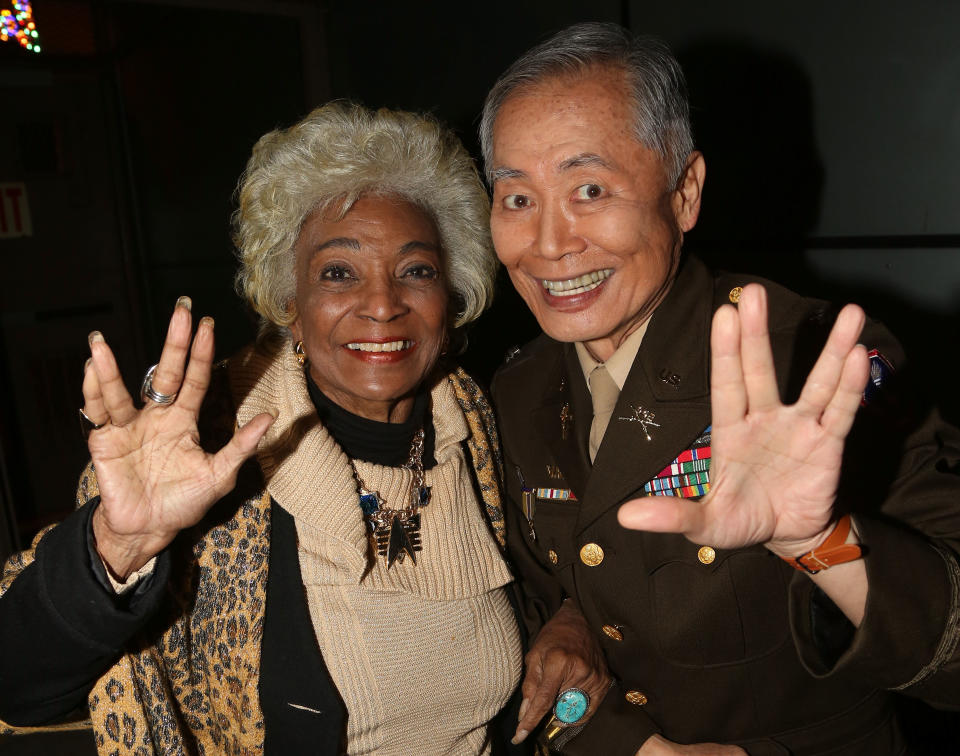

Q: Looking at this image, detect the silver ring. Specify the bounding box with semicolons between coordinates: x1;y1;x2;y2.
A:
78;408;106;439
140;364;178;405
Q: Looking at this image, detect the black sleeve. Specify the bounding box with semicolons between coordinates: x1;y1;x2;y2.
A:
0;499;170;726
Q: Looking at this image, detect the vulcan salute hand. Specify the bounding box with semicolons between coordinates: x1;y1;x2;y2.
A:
619;284;871;623
82;298;275;582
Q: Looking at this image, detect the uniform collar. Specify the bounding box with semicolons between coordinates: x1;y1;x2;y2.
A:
574;319;649;392
576;255;715;530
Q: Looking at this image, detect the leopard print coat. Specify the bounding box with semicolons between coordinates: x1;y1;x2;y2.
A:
0;350;506;756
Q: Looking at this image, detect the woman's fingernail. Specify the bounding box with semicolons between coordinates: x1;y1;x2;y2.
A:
511;729;529;745
88;331;104;345
200;316;214;328
176;296;192;311
84;358;92;372
517;699;528;721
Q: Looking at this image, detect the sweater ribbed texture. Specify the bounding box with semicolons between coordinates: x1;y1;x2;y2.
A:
229;340;521;755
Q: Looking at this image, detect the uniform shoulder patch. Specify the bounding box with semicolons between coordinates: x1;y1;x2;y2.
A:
862;349;895;406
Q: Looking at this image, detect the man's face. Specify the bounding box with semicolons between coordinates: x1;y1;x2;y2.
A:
489;67;703;360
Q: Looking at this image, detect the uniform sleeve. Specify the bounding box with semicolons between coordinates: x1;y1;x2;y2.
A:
0;498;170;727
785;322;960;708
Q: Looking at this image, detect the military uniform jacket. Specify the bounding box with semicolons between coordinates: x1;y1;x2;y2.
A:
492;256;960;756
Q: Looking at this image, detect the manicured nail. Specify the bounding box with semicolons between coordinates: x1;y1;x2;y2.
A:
176;296;192;311
84;358;92;371
517;699;528;721
200;316;214;328
267;407;279;420
88;331;104;345
511;729;529;745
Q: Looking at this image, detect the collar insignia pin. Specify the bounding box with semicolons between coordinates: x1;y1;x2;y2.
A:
560;402;572;440
658;368;681;390
619;404;661;441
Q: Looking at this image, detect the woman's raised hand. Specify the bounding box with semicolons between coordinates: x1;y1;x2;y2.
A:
83;297;275;580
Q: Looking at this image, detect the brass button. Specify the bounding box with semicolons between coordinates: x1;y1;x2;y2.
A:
547;549;558;565
729;286;743;304
579;543;604;566
625;690;648;706
697;546;716;564
601;624;623;642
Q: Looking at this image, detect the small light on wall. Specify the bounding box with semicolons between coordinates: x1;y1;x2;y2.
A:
1;1;41;53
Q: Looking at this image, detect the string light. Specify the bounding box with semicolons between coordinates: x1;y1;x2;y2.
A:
1;1;41;53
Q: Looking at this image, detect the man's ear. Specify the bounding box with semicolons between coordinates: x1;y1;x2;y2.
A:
672;151;706;233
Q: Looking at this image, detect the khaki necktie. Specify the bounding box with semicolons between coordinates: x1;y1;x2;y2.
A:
589;364;619;463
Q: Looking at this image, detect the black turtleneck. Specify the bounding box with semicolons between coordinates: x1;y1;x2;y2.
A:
304;371;437;469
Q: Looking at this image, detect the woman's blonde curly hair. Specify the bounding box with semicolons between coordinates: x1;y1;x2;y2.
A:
232;102;497;334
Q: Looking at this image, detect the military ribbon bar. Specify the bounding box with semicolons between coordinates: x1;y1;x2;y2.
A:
643;427;712;498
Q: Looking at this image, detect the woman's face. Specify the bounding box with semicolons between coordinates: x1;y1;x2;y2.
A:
290;196;449;423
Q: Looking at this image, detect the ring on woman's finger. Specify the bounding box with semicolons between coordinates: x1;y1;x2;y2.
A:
140;364;178;405
553;688;590;725
78;408;107;439
543;687;591;744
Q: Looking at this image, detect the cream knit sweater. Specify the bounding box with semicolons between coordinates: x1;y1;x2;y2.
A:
233;344;522;755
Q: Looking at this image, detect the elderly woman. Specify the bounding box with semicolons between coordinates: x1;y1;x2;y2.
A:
0;103;535;755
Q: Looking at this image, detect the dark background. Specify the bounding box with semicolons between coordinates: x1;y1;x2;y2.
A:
1;0;958;752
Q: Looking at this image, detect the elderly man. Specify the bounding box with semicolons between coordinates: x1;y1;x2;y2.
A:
485;22;960;755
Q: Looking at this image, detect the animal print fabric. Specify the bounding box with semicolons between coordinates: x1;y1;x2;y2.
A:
0;366;506;756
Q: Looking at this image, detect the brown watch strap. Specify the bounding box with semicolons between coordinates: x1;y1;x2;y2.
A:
784;515;863;574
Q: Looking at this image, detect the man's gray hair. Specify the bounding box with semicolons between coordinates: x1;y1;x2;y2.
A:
479;21;693;185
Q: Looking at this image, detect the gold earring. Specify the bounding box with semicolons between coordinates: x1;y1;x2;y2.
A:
294;340;306;367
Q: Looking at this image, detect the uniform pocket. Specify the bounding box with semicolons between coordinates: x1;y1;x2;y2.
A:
646;536;791;668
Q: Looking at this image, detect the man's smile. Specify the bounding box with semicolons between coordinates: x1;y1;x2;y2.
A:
539;268;614;297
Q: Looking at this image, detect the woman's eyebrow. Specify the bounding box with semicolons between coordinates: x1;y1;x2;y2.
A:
315;236;361;253
399;240;441;256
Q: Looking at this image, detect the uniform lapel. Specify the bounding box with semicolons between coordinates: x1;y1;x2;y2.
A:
576;257;715;531
529;343;591;500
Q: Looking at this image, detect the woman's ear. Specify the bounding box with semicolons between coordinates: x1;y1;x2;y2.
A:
672;151;706;233
287;302;302;343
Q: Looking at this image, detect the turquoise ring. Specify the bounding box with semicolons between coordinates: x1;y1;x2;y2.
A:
553;687;590;725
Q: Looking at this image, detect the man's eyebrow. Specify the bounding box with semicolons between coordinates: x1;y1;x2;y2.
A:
489;166;527;183
558;153;613;171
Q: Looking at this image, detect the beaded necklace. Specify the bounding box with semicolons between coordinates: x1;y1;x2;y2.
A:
349;429;431;568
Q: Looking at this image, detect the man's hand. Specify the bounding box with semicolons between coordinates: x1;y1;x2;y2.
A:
618;283;869;558
512;600;611;744
637;734;747;755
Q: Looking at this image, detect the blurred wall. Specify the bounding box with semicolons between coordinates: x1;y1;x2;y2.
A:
0;0;327;552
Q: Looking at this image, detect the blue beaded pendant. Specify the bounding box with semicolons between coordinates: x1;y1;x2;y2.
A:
359;489;382;517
